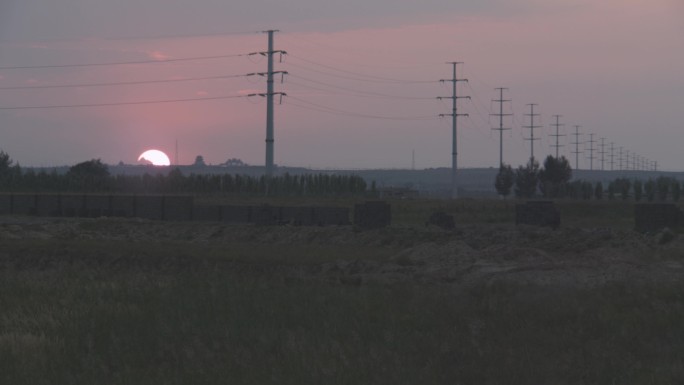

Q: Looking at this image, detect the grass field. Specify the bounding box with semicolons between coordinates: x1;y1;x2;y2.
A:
2;198;683;384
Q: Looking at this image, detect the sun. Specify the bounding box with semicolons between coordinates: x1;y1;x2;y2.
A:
138;149;171;166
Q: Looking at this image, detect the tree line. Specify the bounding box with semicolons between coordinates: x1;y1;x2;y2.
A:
495;154;683;202
0;153;367;196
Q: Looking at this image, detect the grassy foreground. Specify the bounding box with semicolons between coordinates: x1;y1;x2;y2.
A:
1;199;684;384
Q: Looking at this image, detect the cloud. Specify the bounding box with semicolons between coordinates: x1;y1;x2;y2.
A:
146;50;171;61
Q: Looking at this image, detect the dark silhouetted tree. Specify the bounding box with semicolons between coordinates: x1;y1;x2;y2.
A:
514;158;540;198
67;159;110;191
538;155;572;198
494;164;514;198
656;176;671;201
613;178;631;200
672;180;681;202
644;179;656;202
594;181;603;200
193;155;206;167
633;180;643;202
607;181;616;200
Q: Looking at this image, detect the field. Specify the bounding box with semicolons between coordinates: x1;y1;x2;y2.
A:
2;199;684;384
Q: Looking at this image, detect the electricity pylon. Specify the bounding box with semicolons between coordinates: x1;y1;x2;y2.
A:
571;125;582;170
523;104;542;161
491;87;512;167
438;62;469;199
549;115;565;158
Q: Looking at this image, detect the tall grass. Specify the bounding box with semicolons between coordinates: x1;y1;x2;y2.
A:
2;236;684;384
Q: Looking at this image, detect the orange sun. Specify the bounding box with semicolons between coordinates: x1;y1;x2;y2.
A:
138;149;171;166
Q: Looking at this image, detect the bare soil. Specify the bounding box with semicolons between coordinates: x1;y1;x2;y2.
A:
2;216;682;289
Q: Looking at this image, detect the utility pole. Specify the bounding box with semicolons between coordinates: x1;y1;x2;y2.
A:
259;30;287;177
609;142;615;171
599;137;606;170
654;161;658;171
625;150;630;171
523;104;542;161
587;133;596;170
549;114;565;158
571;125;582;170
490;87;512;167
438;62;469;199
618;147;624;171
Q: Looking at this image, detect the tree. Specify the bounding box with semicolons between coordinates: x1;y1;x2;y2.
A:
644;179;656;202
581;181;593;200
594;181;603;200
614;178;631;200
538;155;572;198
514;158;540;198
607;181;616;200
67;159;110;191
672;180;681;202
633;180;643;202
494;164;514;198
0;151;21;190
193;155;206;167
656;176;671;201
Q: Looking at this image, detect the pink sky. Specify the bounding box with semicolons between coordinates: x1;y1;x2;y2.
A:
0;0;682;170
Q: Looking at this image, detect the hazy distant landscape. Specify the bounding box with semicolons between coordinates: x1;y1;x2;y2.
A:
2;0;684;383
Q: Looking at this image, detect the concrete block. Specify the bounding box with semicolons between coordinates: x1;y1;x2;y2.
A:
313;206;351;226
427;211;455;230
635;203;681;233
354;201;391;229
0;194;12;215
135;196;164;220
515;201;560;229
111;195;136;217
249;205;278;225
163;196;194;221
11;194;36;216
61;195;84;217
280;206;315;226
35;194;62;217
85;195;111;217
193;205;222;222
221;205;252;224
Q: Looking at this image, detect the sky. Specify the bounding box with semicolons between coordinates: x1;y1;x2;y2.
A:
0;0;682;171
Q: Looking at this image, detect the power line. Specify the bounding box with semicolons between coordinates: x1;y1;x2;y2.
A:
0;53;251;70
0;30;259;44
284;61;437;84
286;74;435;100
286;96;437;121
0;94;250;110
0;73;256;90
286;54;437;83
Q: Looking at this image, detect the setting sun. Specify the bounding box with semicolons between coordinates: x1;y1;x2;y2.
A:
138;149;171;166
